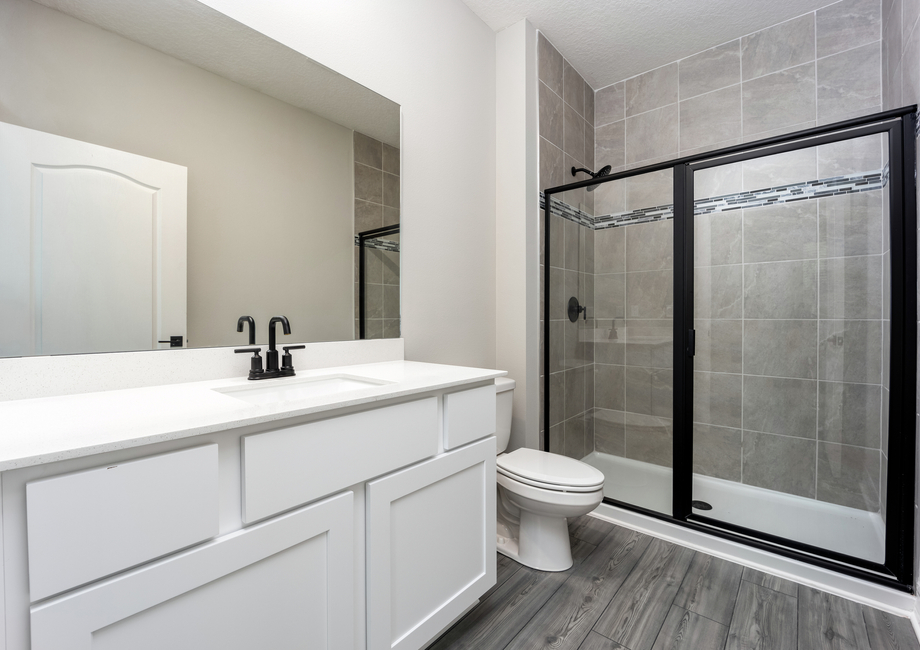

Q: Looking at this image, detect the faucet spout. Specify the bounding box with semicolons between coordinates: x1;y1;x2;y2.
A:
266;316;292;372
237;316;256;345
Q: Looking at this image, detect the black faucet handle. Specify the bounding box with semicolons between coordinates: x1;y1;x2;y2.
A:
280;345;305;373
235;347;264;379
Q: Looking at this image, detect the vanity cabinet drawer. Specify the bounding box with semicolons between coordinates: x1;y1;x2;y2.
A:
443;385;496;450
26;444;219;602
242;397;438;523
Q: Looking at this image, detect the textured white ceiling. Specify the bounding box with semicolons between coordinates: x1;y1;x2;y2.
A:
32;0;400;147
463;0;835;89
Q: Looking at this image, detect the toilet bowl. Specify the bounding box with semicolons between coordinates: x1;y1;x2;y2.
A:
494;377;604;572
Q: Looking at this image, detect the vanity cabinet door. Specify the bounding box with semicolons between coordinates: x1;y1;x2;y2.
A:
30;491;354;650
366;437;496;650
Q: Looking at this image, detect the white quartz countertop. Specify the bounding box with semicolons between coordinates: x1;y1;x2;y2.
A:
0;361;505;471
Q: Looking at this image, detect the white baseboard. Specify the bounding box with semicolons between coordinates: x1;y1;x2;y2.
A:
590;502;917;619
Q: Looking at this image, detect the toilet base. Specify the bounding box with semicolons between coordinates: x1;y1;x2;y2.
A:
496;512;573;572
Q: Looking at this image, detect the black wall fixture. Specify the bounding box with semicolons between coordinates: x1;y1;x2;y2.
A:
543;106;918;591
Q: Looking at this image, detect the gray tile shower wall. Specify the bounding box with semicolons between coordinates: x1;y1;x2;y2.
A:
881;0;919;590
539;32;596;457
540;0;890;513
354;132;400;340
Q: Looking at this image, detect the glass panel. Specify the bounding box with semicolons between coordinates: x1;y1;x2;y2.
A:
358;229;400;340
548;169;675;514
691;133;888;563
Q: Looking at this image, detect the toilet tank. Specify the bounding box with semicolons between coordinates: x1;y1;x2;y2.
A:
495;377;515;453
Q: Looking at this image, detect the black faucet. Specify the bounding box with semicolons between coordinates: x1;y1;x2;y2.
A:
235;316;304;380
237;316;256;345
266;316;292;373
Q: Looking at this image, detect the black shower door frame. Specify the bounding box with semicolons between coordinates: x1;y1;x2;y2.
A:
542;107;918;590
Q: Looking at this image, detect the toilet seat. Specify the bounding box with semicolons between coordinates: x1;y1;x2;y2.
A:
497;448;604;493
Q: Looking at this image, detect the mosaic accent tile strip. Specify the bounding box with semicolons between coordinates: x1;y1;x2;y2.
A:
354;236;400;253
540;169;886;230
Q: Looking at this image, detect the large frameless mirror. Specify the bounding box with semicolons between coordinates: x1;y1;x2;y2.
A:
0;0;400;357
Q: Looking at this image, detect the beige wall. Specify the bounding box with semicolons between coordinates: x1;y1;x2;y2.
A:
0;0;356;349
203;0;498;370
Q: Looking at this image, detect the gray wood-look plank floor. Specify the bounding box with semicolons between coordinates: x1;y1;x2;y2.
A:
429;516;920;650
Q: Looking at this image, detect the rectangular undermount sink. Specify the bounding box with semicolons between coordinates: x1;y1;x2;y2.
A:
215;374;392;406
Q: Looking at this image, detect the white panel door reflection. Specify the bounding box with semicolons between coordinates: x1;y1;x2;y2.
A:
0;122;187;356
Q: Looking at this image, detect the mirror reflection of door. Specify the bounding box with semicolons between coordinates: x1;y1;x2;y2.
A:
0;122;187;356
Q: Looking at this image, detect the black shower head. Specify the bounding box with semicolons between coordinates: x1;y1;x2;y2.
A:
572;164;612;192
587;165;612;192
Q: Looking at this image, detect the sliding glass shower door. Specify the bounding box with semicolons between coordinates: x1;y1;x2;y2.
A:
688;133;890;564
543;107;917;588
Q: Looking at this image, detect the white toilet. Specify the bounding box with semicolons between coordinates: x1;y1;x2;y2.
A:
494;377;605;572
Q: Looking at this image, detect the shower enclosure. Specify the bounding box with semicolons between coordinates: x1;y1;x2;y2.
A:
543;107;917;589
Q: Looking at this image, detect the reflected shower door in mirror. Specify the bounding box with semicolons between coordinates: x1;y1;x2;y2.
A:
544;169;675;516
0;0;400;357
357;225;400;340
690;133;890;564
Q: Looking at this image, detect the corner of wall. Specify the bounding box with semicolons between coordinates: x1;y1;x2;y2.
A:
495;18;539;452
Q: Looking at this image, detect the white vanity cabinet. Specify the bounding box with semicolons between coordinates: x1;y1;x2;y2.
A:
0;374;500;650
366;436;496;650
30;491;355;650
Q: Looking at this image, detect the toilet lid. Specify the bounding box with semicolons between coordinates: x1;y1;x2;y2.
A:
497;448;605;489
